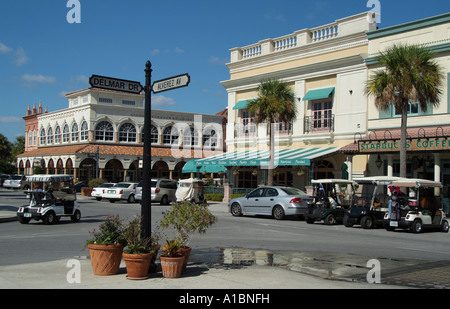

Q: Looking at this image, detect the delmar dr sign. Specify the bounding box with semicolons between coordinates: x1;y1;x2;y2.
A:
152;73;190;94
89;75;144;94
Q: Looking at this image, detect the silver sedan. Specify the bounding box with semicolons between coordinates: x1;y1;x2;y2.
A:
228;186;313;220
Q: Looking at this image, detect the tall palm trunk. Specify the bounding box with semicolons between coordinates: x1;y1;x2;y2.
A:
399;104;408;178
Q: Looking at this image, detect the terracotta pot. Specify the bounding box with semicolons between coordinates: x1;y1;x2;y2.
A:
160;255;185;278
87;243;124;276
177;246;192;272
123;252;153;280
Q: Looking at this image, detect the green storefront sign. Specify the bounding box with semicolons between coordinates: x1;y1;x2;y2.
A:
359;137;450;153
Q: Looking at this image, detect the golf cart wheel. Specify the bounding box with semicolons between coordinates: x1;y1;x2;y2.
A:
18;216;30;224
306;217;315;224
43;211;57;225
343;215;353;227
71;210;81;223
231;202;242;217
324;214;336;225
361;216;374;229
273;205;285;220
441;220;449;233
411;220;423;233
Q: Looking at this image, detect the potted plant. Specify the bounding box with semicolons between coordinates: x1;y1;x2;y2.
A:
159;239;184;278
252;170;258;176
81;187;92;197
160;201;217;272
121;216;159;280
86;215;126;276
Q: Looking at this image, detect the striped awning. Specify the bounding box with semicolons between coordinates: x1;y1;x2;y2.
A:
183;147;340;172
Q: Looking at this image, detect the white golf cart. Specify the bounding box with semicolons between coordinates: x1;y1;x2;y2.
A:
383;178;449;233
175;178;205;204
17;174;81;225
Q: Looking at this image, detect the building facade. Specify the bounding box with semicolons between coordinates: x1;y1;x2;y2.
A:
17;87;226;182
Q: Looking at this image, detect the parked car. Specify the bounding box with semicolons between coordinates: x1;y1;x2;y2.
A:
74;181;88;192
17;174;81;225
344;176;404;229
91;183;116;201
229;186;313;220
175;178;204;204
3;174;30;190
383;178;450;233
305;179;355;225
102;182;138;203
0;174;10;187
135;178;178;205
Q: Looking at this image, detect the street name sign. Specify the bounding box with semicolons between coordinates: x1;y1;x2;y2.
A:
152;73;190;94
89;75;144;94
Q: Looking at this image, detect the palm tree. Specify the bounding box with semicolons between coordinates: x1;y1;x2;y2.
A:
247;79;297;186
366;44;444;177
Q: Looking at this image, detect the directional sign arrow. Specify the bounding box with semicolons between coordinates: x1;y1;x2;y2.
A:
152;73;190;94
89;75;144;94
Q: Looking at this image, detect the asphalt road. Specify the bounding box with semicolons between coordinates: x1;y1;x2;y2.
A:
1;187;450;267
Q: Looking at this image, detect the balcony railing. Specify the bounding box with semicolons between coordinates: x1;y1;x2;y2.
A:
304;115;335;134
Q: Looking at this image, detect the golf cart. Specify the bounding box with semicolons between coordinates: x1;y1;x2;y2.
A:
175;178;205;204
305;179;355;225
344;176;404;229
17;174;81;225
383;178;449;233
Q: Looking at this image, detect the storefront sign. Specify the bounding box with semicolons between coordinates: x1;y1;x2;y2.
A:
359;137;450;153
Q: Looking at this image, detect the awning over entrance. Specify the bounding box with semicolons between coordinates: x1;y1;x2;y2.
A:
183;147;341;173
302;87;335;101
233;100;251;110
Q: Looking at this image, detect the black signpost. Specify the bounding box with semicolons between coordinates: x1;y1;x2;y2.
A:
88;65;189;239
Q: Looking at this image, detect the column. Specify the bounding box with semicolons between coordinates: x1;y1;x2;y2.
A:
346;155;353;181
434;153;441;196
387;155;393;177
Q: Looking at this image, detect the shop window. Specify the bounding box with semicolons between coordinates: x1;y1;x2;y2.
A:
162;126;179;145
183;127;199;147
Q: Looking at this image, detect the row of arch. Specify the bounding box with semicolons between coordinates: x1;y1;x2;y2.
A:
33;120;222;148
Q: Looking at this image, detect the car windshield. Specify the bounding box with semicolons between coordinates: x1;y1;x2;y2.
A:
114;183;130;188
280;187;306;196
100;183;114;188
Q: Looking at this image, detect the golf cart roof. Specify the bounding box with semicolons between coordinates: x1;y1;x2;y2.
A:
390;178;442;188
353;176;404;185
26;174;74;183
179;178;203;183
311;179;355;184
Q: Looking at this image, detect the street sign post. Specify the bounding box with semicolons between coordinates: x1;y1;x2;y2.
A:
89;75;144;94
152;73;190;94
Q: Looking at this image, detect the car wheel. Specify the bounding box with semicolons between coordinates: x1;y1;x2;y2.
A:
43;211;57;225
441;220;449;233
160;195;169;205
273;205;285;220
18;216;30;224
231;202;242;217
127;194;135;203
361;216;374;229
324;214;336;225
109;199;115;203
411;220;423;233
71;210;81;223
95;197;102;201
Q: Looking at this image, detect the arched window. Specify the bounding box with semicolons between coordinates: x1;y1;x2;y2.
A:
80;121;88;141
63;124;70;143
71;123;79;142
203;128;218;148
150;125;158;144
95;121;114;141
162;126;179;145
40;128;46;146
183;127;199;146
118;123;137;143
54;126;61;144
47;127;53;145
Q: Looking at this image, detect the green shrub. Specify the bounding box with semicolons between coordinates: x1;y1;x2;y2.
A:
88;178;107;189
204;193;224;201
230;193;245;199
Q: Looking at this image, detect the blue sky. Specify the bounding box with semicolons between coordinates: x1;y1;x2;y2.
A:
0;0;448;142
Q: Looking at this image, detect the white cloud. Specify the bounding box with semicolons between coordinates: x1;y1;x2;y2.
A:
14;47;30;66
75;75;89;84
174;47;184;54
152;95;176;106
208;56;227;65
150;49;160;55
0;116;23;123
0;42;13;54
22;74;56;84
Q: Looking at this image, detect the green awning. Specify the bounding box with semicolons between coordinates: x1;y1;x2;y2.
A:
182;159;226;173
233;100;251;110
302;87;335;101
